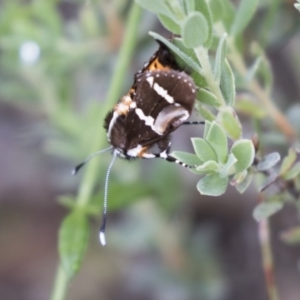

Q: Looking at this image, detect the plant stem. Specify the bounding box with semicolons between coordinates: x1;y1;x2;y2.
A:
258;196;280;300
50;266;69;300
50;3;142;300
77;3;142;207
227;39;295;141
194;46;226;107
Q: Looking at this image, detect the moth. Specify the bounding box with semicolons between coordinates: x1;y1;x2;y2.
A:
74;41;203;245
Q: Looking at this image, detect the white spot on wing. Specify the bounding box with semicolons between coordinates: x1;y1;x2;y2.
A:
146;76;154;87
135;108;163;135
153;83;174;103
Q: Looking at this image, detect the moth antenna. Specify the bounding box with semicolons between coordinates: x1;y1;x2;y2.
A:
99;151;117;246
72;146;113;175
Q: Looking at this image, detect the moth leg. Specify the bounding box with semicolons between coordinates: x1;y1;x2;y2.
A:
140;140;196;169
183;121;205;125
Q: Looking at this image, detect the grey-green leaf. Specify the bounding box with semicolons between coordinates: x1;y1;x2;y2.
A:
149;32;202;74
158;14;181;34
256;152;280;171
171;151;203;166
230;0;258;36
197;173;228;196
230;139;255;173
205;121;228;163
253;201;283;222
194;0;213;48
192;137;217;162
135;0;173;18
182;12;209;48
59;210;90;279
217;107;242;140
220;59;236;106
196;88;220;107
214;33;227;84
196;103;216;121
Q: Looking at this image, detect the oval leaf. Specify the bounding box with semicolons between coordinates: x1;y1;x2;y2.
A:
135;0;173;18
182;12;209;48
196;160;220;174
230;139;255;173
218;107;242;140
194;0;213;47
214;33;227;84
205;121;228;163
253;201;283;222
192;137;217;162
59;211;90;279
279;148;298;176
220;59;236;106
196;88;220;107
171;151;203;166
196;103;216;121
197;173;228;196
256;152;280;171
158;14;181;34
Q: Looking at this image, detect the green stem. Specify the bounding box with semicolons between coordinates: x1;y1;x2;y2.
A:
50;266;69;300
77;3;142;207
50;3;142;300
258;216;280;300
194;46;226;107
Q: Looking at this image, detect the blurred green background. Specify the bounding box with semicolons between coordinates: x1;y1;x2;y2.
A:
0;0;300;299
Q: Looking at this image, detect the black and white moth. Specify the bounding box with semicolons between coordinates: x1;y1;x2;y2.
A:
73;42;203;245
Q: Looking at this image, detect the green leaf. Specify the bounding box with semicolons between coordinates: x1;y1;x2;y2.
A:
197;173;228;196
279;148;298;176
220;59;236;106
158;14;181;34
196;88;220;107
214;33;227;84
203;120;212;139
171;151;202;166
209;0;224;22
220;153;237;177
59;210;90;279
196;103;216;121
253;201;283;221
194;0;213;48
230;0;258;36
283;162;300;180
235;173;253;194
230;139;255;173
221;0;236;31
245;56;261;83
183;0;195;13
256;152;281;171
230;170;248;186
135;0;173;18
217;107;242;140
182;12;209;48
195;160;220;174
172;37;207;86
205;121;228;163
235;98;266;118
192;137;217;162
280;226;300;245
149;32;202;74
